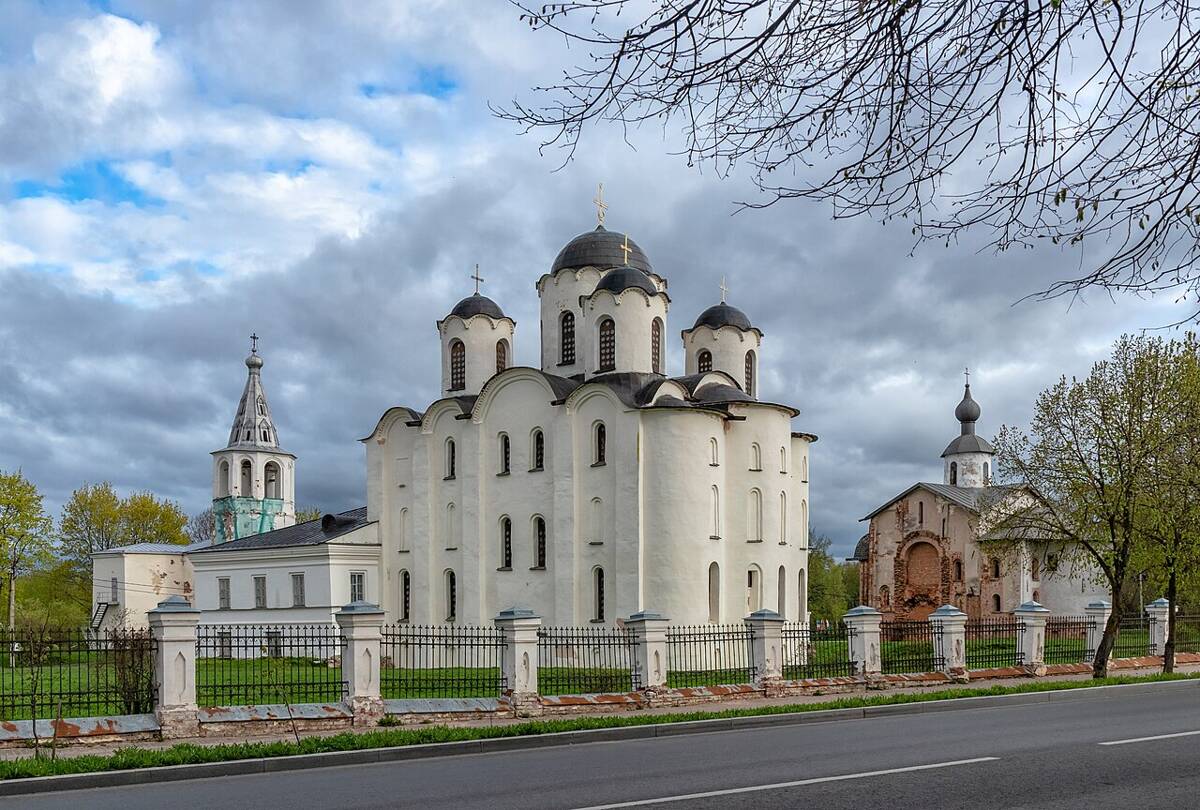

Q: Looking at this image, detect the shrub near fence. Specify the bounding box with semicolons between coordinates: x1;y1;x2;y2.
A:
537;626;640;695
665;625;754;687
195;624;345;708
781;623;856;679
380;624;506;699
0;628;156;722
965;619;1023;669
1045;616;1095;664
880;620;945;674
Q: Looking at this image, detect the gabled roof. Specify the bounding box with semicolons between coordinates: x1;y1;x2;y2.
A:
860;482;1018;522
94;541;209;556
188;507;373;554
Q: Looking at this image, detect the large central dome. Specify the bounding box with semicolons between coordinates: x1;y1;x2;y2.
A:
551;225;652;275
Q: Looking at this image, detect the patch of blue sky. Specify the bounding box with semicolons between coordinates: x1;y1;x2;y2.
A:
360;64;458;100
263;158;316;176
13;160;163;207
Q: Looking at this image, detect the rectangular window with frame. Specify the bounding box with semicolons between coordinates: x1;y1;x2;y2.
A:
291;573;305;607
218;577;231;610
350;571;365;603
253;575;267;609
110;576;118;604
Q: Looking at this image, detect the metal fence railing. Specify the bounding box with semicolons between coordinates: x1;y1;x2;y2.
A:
1112;615;1153;659
195;624;345;707
380;624;506;699
1045;616;1095;664
0;628;156;722
781;622;857;679
664;625;755;687
1173;615;1200;654
965;619;1024;669
880;620;944;674
537;625;640;695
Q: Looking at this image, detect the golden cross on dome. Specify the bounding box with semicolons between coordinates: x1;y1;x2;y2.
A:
620;233;632;265
470;264;485;295
593;183;608;226
719;276;729;304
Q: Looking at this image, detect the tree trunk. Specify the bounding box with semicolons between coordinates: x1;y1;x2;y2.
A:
1092;583;1121;678
6;564;15;631
1164;568;1177;674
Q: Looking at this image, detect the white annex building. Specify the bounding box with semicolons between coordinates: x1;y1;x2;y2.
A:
93;205;816;629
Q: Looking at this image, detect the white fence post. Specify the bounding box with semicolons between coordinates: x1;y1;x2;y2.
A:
1146;598;1170;656
931;604;968;681
495;608;542;717
745;609;785;691
335;601;386;725
625;611;670;691
843;605;883;676
147;595;201;739
1085;600;1111;663
1015;601;1050;675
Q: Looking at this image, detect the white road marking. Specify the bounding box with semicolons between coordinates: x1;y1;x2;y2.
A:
570;757;1000;809
1099;729;1200;746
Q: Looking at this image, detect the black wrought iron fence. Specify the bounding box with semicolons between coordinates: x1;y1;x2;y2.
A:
965;619;1024;669
0;627;156;722
380;624;506;699
195;624;344;707
781;622;856;679
1045;616;1095;664
537;625;639;695
665;625;755;687
1173;616;1200;654
1112;615;1152;659
880;620;944;674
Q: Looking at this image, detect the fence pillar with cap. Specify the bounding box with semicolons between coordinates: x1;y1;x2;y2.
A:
744;609;785;690
147;595;201;739
1146;598;1170;656
1084;600;1111;664
1015;601;1050;675
494;608;542;717
335;601;386;725
930;605;968;681
626;611;670;690
843;605;883;676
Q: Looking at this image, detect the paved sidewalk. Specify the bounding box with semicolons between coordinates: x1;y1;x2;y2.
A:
2;663;1195;762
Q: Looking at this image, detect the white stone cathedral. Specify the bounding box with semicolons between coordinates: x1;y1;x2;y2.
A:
93;205;816;628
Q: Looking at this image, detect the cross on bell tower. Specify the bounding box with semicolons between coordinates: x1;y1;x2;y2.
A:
470;264;485;295
719;276;729;304
593;183;608;227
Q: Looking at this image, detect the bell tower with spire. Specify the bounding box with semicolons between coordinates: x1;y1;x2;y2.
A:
941;369;995;488
210;335;297;543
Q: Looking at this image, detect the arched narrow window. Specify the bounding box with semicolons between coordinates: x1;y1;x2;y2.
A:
449;339;466;391
749;443;762;471
798;569;807;621
1031;556;1040;580
533;516;547;568
651;317;663;374
240;460;253;496
777;565;787;616
749;489;763;542
710;485;721;538
801;456;808;482
264;462;281;499
445;570;457;621
531;429;545;470
445;503;457;549
779;446;787;473
954;559;963;582
710;437;719;466
880;585;890;608
399;570;410;622
495;339;508;374
598;317;616;371
949;461;958;486
992;593;1001;613
593;422;607;465
708;562;721;623
445;439;456;479
744;350;756;397
590;497;604;543
801;499;808;542
498;433;511;474
593;567;606;621
779;491;788;544
219;460;230;497
991;557;1001;578
918;500;924;526
697;349;713;373
983;461;991;485
500;517;512;569
560;311;576;364
746;566;762;613
398;507;409;551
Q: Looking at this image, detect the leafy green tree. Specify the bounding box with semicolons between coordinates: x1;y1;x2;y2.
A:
15;560;90;627
57;482;123;583
807;534;852;622
295;506;322;524
119;491;188;547
0;470;53;629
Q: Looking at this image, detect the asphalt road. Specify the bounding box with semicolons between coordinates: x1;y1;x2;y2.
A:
6;688;1200;809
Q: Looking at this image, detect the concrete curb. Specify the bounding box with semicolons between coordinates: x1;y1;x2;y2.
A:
1;678;1195;797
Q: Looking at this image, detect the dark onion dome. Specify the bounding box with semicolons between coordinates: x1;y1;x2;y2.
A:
955;383;982;423
551;226;652;275
448;292;506;320
693;382;756;404
941;382;995;457
691;302;753;331
593;265;659;297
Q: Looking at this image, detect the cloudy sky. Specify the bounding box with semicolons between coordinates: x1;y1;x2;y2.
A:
0;1;1187;556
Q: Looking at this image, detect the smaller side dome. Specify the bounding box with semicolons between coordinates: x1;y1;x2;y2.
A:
449;293;506;320
694;382;755;403
692;303;753;331
594;266;659;296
